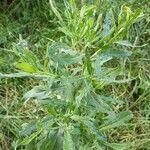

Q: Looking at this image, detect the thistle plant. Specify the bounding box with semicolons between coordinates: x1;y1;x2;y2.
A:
0;1;143;150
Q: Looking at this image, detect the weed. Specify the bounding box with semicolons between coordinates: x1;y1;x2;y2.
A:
0;0;150;150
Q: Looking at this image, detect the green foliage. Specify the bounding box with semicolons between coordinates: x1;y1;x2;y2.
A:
0;0;150;150
50;0;143;52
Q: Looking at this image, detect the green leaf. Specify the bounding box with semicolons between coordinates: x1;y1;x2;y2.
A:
93;54;112;69
115;40;134;47
71;115;107;144
14;60;38;73
0;57;3;65
85;55;93;75
83;118;107;144
115;40;147;48
102;49;132;58
103;12;112;37
94;13;103;31
19;128;42;145
101;77;133;84
14;38;43;71
87;92;114;115
49;0;63;23
0;72;51;79
20;121;37;136
100;111;133;130
108;142;132;150
47;42;84;66
126;8;143;26
47;129;63;150
80;5;95;18
63;129;75;150
23;86;50;102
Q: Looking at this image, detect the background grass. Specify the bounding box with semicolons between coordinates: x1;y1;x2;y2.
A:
0;0;150;149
